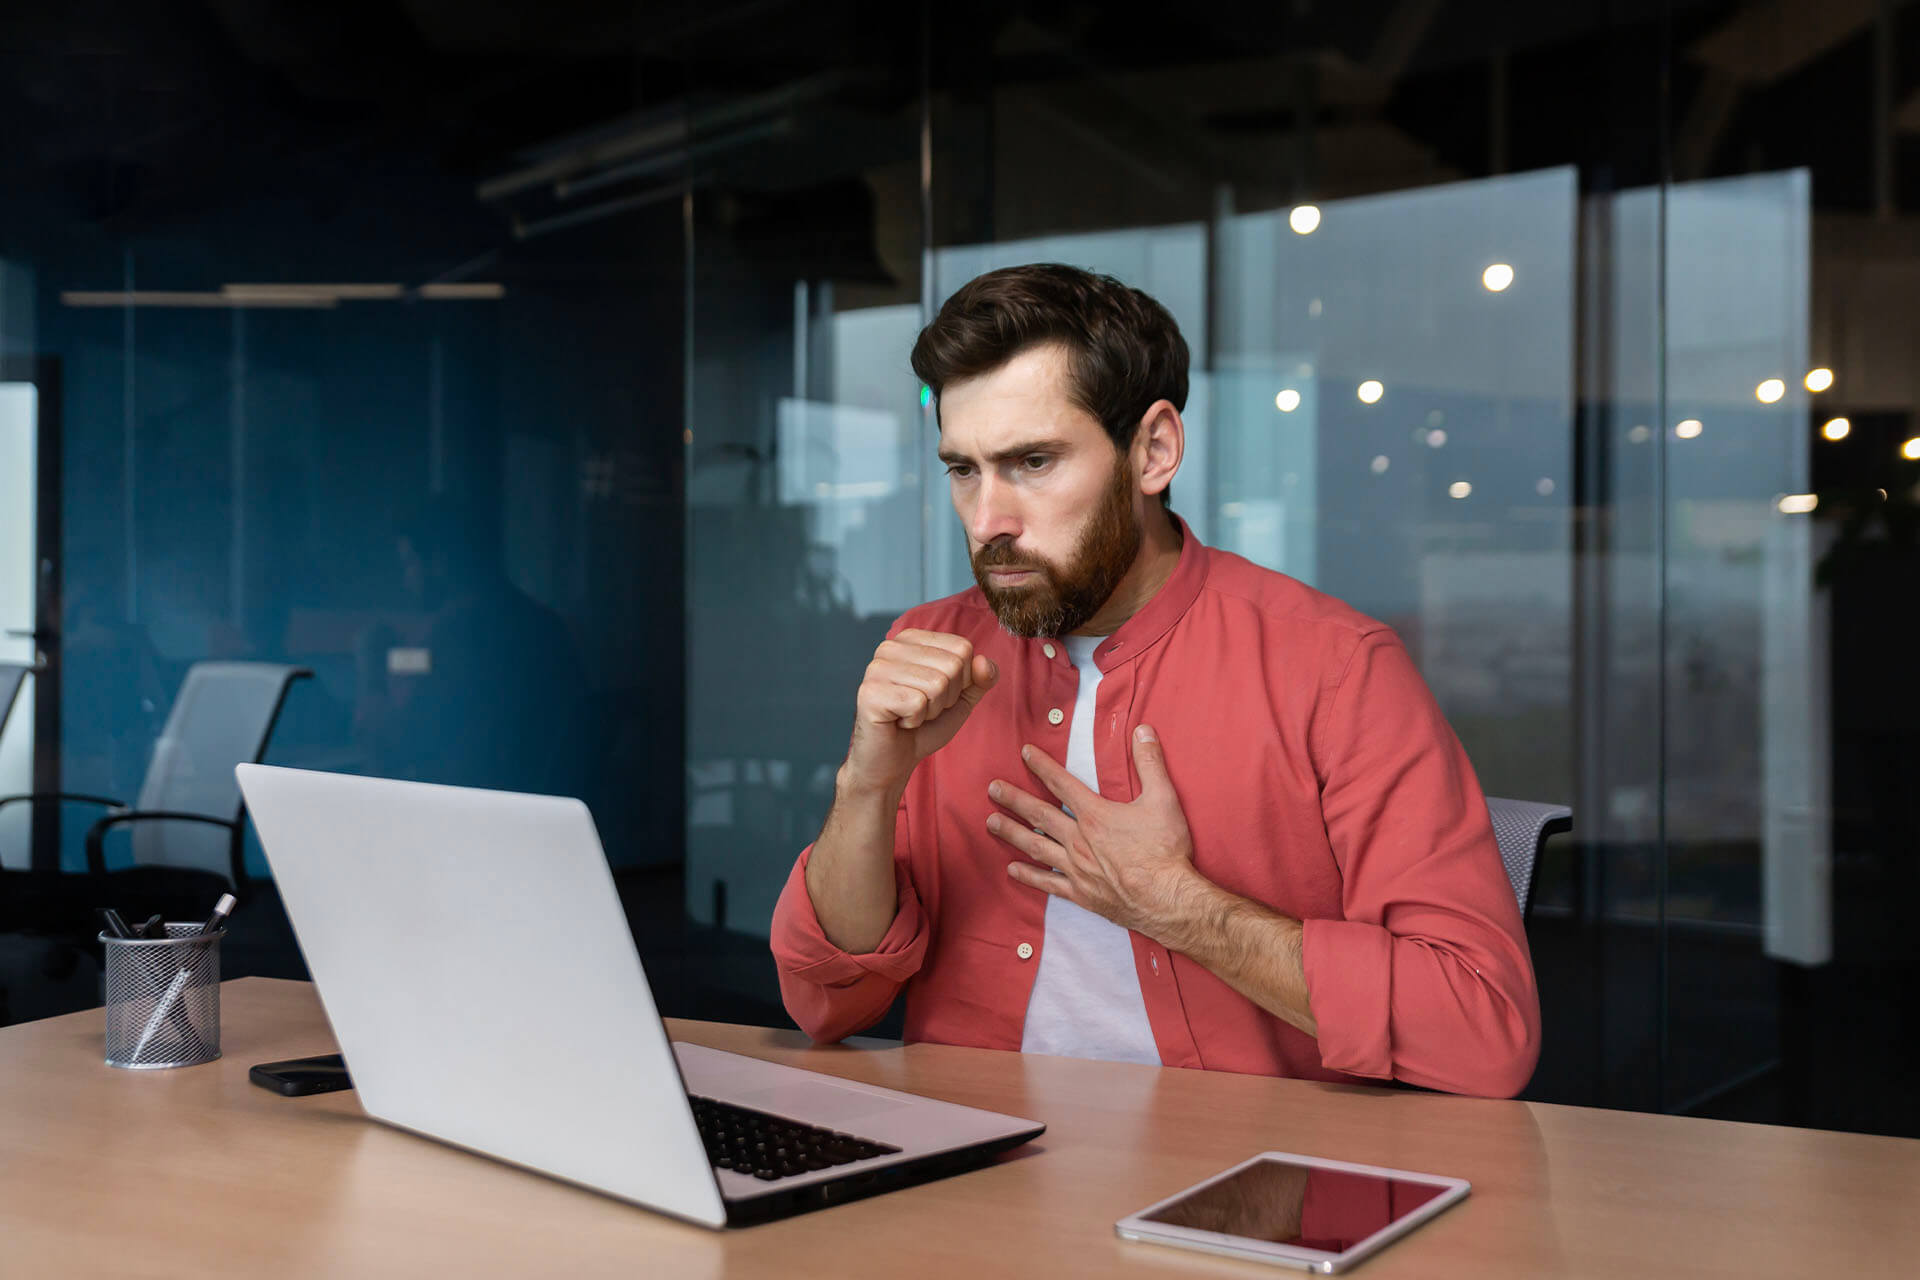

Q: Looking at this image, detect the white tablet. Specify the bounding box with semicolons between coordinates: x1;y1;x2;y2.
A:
1115;1152;1470;1274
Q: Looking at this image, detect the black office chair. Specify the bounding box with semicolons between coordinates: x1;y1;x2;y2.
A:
0;661;311;929
1485;797;1572;918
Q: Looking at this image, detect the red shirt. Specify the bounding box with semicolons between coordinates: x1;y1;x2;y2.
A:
770;520;1541;1097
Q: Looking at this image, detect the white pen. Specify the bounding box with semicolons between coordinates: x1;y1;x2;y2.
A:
129;893;237;1065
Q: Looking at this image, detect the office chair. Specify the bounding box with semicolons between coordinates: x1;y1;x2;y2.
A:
0;661;311;897
1485;797;1572;918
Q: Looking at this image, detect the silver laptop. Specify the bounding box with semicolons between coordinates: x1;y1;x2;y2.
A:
235;763;1044;1228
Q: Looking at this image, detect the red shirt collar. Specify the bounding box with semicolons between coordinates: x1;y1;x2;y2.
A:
1091;513;1207;672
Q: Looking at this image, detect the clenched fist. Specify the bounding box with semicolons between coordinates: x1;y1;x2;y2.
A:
843;629;998;795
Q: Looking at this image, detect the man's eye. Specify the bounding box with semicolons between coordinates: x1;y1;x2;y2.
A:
945;465;973;479
1022;455;1050;471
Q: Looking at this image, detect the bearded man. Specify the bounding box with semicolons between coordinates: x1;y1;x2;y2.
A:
769;263;1541;1098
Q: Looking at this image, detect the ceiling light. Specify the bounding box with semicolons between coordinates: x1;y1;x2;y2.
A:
1357;380;1384;404
1290;205;1321;235
223;283;403;300
1902;437;1920;460
1482;263;1514;292
1675;419;1704;439
60;291;335;309
1821;417;1851;441
1426;429;1448;448
1628;425;1652;444
1370;455;1390;474
1776;494;1818;514
1804;368;1834;393
1755;379;1786;404
1274;389;1301;413
1536;478;1555;496
418;283;506;300
1448;481;1472;499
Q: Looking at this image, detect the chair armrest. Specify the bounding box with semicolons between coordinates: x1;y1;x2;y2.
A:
0;792;128;818
85;810;242;886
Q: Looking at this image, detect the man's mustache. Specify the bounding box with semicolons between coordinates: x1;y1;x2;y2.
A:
974;543;1048;573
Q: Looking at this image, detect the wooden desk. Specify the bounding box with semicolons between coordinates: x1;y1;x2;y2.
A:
3;978;1914;1278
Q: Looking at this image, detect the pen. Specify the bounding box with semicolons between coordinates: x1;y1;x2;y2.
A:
128;893;237;1065
98;908;133;940
135;913;165;939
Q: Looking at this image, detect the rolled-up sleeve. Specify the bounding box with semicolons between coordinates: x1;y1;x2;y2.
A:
770;804;930;1043
1302;630;1542;1098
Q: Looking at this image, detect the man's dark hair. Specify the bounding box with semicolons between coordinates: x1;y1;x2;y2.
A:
910;263;1189;508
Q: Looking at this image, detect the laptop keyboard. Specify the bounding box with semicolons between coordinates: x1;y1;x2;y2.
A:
689;1095;902;1182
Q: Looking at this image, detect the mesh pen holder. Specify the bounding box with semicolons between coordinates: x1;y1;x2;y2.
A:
101;925;226;1069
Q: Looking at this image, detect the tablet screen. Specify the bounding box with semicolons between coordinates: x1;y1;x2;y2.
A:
1141;1156;1449;1254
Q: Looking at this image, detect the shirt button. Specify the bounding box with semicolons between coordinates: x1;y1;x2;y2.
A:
1047;708;1064;725
1043;643;1056;659
1016;942;1034;960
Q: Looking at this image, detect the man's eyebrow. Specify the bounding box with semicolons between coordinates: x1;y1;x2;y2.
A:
936;437;1073;466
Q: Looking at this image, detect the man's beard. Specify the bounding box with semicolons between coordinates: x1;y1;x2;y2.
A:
971;454;1141;639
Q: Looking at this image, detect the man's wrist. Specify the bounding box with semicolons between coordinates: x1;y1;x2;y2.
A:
833;761;908;810
1148;871;1240;959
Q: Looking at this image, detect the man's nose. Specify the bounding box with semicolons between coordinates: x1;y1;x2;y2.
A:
969;474;1022;546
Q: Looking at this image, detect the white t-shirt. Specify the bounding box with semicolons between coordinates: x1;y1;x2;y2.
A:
1017;635;1162;1065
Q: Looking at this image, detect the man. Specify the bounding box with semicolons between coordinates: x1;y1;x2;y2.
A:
770;264;1540;1098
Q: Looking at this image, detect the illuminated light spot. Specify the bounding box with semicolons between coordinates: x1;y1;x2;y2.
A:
1776;494;1818;514
1675;419;1704;439
1290;205;1322;234
1448;481;1473;499
1274;389;1301;413
1804;368;1834;393
1357;380;1384;405
1755;379;1786;404
1482;263;1515;292
1821;417;1851;441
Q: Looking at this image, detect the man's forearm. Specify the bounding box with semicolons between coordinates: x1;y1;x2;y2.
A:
1159;882;1318;1038
803;767;908;954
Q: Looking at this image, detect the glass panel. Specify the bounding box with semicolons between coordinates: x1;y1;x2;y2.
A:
1662;171;1812;1111
1659;1;1914;1135
681;5;926;1022
5;19;690;1021
0;377;35;865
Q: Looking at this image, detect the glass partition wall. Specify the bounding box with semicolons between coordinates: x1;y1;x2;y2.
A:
1;1;1910;1136
681;0;1909;1132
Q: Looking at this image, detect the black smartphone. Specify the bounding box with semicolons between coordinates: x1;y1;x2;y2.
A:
249;1053;354;1097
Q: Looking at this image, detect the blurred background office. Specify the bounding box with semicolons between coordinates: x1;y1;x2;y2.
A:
0;0;1914;1136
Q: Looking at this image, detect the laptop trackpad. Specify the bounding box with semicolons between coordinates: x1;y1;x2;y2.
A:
732;1082;915;1132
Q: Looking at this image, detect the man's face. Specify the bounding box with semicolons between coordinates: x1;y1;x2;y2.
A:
936;344;1143;638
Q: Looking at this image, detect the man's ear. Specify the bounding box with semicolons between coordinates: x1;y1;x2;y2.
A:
1133;399;1185;499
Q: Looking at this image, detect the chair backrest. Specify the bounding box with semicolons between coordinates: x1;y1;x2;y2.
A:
131;662;310;875
1486;797;1572;917
0;662;27;735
